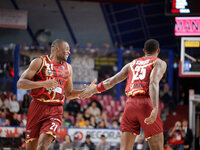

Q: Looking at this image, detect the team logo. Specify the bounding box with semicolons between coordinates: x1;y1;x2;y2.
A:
46;63;53;76
73;131;84;141
61;66;65;71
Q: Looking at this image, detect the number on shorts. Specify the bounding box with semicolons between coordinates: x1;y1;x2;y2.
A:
50;122;58;132
132;66;146;81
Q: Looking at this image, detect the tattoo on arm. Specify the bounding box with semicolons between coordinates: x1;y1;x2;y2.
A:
103;63;130;90
149;60;167;109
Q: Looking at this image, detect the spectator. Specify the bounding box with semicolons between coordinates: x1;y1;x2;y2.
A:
10;112;20;126
0;109;10;126
85;119;93;128
96;135;110;150
90;115;97;128
160;83;176;114
0;92;9;109
182;119;193;150
169;121;184;150
20;94;30;114
97;120;107;128
89;101;101;117
9;94;20;113
76;112;85;127
66;99;81;117
80;135;96;150
88;99;102;112
61;135;74;150
83;108;91;121
63;111;73;127
109;119;119;129
133;135;145;150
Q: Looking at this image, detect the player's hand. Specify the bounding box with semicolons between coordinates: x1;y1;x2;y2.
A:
79;79;97;99
144;108;158;125
43;79;58;89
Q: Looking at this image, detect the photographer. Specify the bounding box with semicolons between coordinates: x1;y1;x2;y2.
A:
168;121;185;150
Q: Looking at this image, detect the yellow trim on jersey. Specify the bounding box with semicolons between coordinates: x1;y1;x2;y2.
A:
136;61;156;68
152;59;159;67
36;98;64;103
48;90;52;95
25;138;37;143
45;131;56;139
46;55;51;62
52;91;56;100
36;57;44;74
145;136;151;141
126;90;146;97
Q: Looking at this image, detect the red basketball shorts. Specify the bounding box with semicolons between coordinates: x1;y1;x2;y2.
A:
25;99;63;143
120;95;163;140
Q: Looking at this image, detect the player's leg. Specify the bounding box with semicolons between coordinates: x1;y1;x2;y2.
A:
37;133;54;150
26;139;39;150
120;131;137;150
147;132;164;150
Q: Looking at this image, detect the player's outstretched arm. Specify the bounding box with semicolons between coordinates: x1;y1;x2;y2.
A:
64;64;96;100
144;59;167;125
17;58;58;90
79;63;130;99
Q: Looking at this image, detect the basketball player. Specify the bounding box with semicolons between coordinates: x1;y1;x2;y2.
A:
80;39;167;150
17;39;95;150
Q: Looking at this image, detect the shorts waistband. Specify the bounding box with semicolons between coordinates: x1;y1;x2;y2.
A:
33;99;63;106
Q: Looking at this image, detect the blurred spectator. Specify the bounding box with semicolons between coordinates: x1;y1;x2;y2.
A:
89;101;101;117
96;135;110;150
160;83;175;114
182;119;193;150
66;99;81;117
76;112;85;127
109;119;119;129
83;108;91;121
0;109;10;126
133;135;145;150
88;99;102;112
0;92;9;109
20;94;30;114
90;115;97;128
85;119;93;128
97;120;107;128
169;121;184;150
63;111;73;127
61;135;74;150
160;83;172;104
9;94;20;113
80;135;96;150
10;112;20;126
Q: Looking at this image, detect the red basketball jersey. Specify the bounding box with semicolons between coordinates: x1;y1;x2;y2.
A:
125;56;159;97
30;55;69;105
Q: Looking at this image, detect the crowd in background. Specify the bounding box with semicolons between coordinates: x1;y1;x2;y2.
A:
0;43;196;150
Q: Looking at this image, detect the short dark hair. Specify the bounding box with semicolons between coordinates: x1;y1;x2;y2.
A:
101;135;105;138
86;135;91;139
144;39;159;54
51;39;67;48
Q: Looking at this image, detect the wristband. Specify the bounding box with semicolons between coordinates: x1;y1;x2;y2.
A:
96;82;106;93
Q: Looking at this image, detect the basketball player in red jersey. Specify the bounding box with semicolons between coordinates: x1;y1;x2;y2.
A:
80;39;167;150
17;39;95;150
